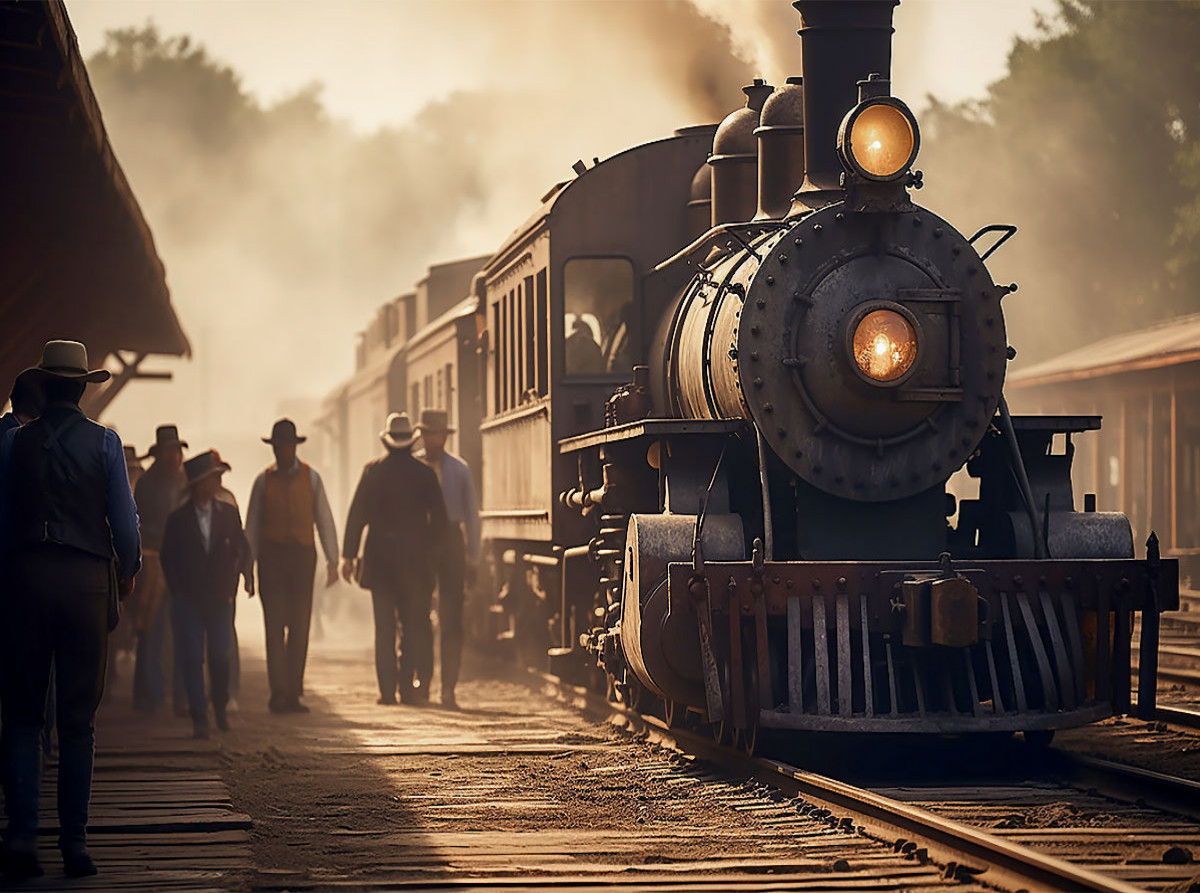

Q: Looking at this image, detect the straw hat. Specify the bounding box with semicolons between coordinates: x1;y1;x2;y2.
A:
263;418;306;445
380;412;418;450
23;340;110;384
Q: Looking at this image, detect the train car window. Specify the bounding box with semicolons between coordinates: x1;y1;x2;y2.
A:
535;268;548;396
524;275;536;400
424;375;432;411
507;288;517;410
411;383;420;418
445;363;454;413
563;258;634;376
436;368;444;409
514;284;525;402
492;300;502;414
500;291;510;412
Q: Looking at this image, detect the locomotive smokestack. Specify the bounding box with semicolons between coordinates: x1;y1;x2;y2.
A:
790;0;898;212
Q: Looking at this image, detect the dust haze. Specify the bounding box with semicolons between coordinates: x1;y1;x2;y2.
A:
88;0;1184;503
93;1;762;497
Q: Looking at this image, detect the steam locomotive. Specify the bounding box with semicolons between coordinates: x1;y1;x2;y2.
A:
311;0;1177;751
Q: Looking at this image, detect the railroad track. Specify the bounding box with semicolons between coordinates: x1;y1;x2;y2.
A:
537;670;1200;892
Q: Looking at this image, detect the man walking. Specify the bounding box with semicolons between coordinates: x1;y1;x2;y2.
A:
415;410;480;709
342;413;448;705
245;419;338;714
131;425;189;715
160;451;251;738
0;340;140;880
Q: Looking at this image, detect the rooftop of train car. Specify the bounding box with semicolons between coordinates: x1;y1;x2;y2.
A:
482;128;708;276
0;0;189;413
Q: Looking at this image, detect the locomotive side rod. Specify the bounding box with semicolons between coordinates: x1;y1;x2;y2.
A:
531;666;1145;893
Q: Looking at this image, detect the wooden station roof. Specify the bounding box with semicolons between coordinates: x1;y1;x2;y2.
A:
1009;314;1200;389
0;0;189;397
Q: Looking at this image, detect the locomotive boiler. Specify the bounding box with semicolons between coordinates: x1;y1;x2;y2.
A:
557;0;1177;749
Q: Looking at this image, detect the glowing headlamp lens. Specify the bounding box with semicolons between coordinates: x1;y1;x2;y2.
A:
848;103;916;179
852;309;917;382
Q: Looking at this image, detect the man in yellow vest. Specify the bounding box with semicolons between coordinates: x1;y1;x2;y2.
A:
245;419;339;713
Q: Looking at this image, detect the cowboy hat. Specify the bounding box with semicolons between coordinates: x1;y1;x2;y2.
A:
416;409;455;435
23;340;110;384
380;412;418;450
140;424;189;460
263;418;307;445
184;449;232;487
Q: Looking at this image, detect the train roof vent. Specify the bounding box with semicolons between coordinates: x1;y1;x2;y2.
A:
757;76;804;132
711;79;773;159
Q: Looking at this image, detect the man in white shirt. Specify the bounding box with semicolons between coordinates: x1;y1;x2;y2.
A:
415;410;480;709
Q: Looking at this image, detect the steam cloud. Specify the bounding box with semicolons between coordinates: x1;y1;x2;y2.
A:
92;1;761;495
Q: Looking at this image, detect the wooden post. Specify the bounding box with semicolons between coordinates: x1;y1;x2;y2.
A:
1170;377;1178;553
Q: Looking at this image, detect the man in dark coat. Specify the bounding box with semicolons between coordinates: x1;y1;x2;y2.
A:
160;451;252;739
0;341;141;881
342;413;449;705
131;425;189;715
414;410;480;710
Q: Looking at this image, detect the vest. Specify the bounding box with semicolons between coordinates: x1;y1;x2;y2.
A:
262;461;315;548
8;405;114;562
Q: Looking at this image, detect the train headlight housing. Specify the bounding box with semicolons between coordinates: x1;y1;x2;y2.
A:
839;97;920;182
850;307;919;383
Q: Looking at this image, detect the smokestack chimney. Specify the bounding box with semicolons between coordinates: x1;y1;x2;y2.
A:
790;0;898;213
754;76;804;220
709;79;774;227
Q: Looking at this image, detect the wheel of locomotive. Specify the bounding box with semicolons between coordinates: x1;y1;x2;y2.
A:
663;697;684;730
710;654;734;745
737;618;761;756
730;724;753;755
615;673;646;712
711;717;733;745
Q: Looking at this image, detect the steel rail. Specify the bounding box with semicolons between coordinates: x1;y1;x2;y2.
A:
1157;704;1200;730
534;670;1145;893
1046;750;1200;822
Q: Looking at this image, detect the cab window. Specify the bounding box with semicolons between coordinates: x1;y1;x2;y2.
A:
563;258;634;376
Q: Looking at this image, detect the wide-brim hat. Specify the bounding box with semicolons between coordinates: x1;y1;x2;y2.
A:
140;424;188;460
184;449;232;487
416;409;455;435
380;412;418;450
263;417;306;445
23;340;110;384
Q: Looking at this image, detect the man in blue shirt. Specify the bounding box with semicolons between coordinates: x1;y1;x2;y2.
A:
0;341;141;881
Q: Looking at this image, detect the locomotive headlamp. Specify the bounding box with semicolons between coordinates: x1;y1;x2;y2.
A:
851;308;918;382
839;98;920;182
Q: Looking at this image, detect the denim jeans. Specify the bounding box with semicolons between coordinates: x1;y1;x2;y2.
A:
172;596;233;726
0;546;109;855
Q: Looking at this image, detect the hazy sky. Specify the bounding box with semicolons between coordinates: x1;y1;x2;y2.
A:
70;0;1058;131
